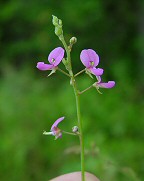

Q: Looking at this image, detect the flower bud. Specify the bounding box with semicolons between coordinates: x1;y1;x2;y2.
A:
72;126;79;133
70;37;77;45
55;27;63;36
52;15;59;26
58;19;63;26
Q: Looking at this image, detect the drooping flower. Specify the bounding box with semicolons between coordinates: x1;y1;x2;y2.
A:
36;47;64;71
80;49;104;76
93;76;115;89
43;117;64;140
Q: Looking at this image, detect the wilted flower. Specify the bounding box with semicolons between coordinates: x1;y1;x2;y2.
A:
43;117;65;140
80;49;103;76
36;47;64;71
93;76;115;89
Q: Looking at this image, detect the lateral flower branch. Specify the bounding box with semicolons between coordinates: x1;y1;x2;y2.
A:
36;15;115;181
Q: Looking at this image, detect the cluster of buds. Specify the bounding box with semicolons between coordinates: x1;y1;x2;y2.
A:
52;15;63;40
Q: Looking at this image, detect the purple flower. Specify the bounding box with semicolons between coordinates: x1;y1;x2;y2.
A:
37;47;64;71
43;117;65;140
80;49;104;76
94;76;115;89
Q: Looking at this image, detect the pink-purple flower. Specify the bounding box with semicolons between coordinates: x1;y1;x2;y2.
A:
80;49;104;76
43;116;64;140
94;76;115;89
37;47;64;71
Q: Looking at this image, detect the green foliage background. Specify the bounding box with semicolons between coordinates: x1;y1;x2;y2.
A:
0;0;144;181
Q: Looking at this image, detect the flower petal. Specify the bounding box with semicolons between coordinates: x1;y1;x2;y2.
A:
89;67;104;76
80;49;99;68
48;47;64;66
51;116;65;131
98;81;115;88
36;62;54;71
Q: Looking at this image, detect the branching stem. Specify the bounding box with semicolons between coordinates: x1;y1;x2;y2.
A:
62;130;79;136
57;68;71;77
74;69;86;77
79;85;94;94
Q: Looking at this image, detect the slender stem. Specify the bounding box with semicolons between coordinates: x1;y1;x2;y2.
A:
57;68;71;77
60;35;85;181
62;130;78;136
74;69;86;77
79;85;94;94
72;80;85;181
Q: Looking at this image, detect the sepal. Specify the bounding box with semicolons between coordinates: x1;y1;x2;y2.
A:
47;68;57;77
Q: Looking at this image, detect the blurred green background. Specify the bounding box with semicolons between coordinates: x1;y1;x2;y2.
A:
0;0;144;181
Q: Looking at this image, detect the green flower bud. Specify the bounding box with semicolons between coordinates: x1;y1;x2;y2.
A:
55;27;63;36
70;37;77;45
72;126;79;133
58;19;62;26
52;15;59;26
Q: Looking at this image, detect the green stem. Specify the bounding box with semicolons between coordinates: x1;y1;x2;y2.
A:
72;80;85;181
57;68;71;77
62;130;78;136
74;69;86;77
79;85;94;94
60;35;85;181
